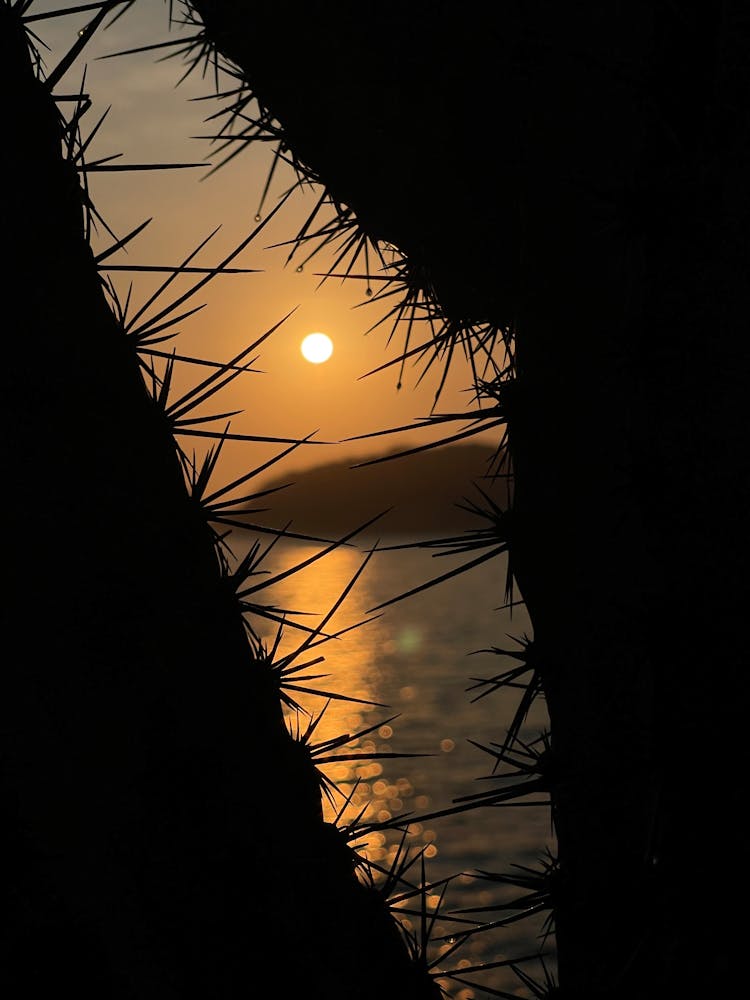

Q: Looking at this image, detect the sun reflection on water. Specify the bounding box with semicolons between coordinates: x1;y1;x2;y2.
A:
232;532;554;989
247;541;435;871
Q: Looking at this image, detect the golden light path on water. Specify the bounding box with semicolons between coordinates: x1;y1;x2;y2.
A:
232;532;554;994
256;543;438;862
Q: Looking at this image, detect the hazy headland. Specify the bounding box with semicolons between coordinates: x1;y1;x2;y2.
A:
239;442;509;540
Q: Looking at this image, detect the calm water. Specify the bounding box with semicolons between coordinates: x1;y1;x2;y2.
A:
231;529;556;997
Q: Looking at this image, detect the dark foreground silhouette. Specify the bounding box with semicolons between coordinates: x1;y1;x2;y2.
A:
193;1;750;996
3;2;749;998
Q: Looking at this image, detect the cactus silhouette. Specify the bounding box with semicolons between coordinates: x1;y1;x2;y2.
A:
4;2;749;998
1;3;453;997
185;1;749;997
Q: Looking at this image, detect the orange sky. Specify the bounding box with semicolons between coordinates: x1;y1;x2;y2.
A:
36;1;500;487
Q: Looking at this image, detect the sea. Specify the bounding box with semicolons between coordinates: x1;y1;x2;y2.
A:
230;528;557;999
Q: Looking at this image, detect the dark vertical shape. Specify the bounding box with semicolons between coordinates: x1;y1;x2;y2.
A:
189;0;750;995
1;5;442;998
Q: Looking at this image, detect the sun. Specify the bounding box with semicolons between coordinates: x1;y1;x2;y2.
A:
301;332;333;364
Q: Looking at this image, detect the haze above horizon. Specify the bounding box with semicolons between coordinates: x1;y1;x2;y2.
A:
33;0;501;481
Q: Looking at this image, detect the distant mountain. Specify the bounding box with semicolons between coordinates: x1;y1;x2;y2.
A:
237;442;510;539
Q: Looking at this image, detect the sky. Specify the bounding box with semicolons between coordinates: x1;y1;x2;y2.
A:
31;0;498;487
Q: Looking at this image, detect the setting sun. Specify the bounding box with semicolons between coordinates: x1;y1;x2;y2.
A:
301;332;333;364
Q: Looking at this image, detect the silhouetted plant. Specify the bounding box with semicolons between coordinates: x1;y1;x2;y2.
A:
11;1;748;998
3;2;510;997
181;2;750;998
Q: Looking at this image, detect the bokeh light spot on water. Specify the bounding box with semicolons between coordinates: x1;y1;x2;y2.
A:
329;763;351;782
378;724;394;739
398;625;422;652
440;738;455;753
355;762;382;780
424;843;438;859
400;685;417;701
